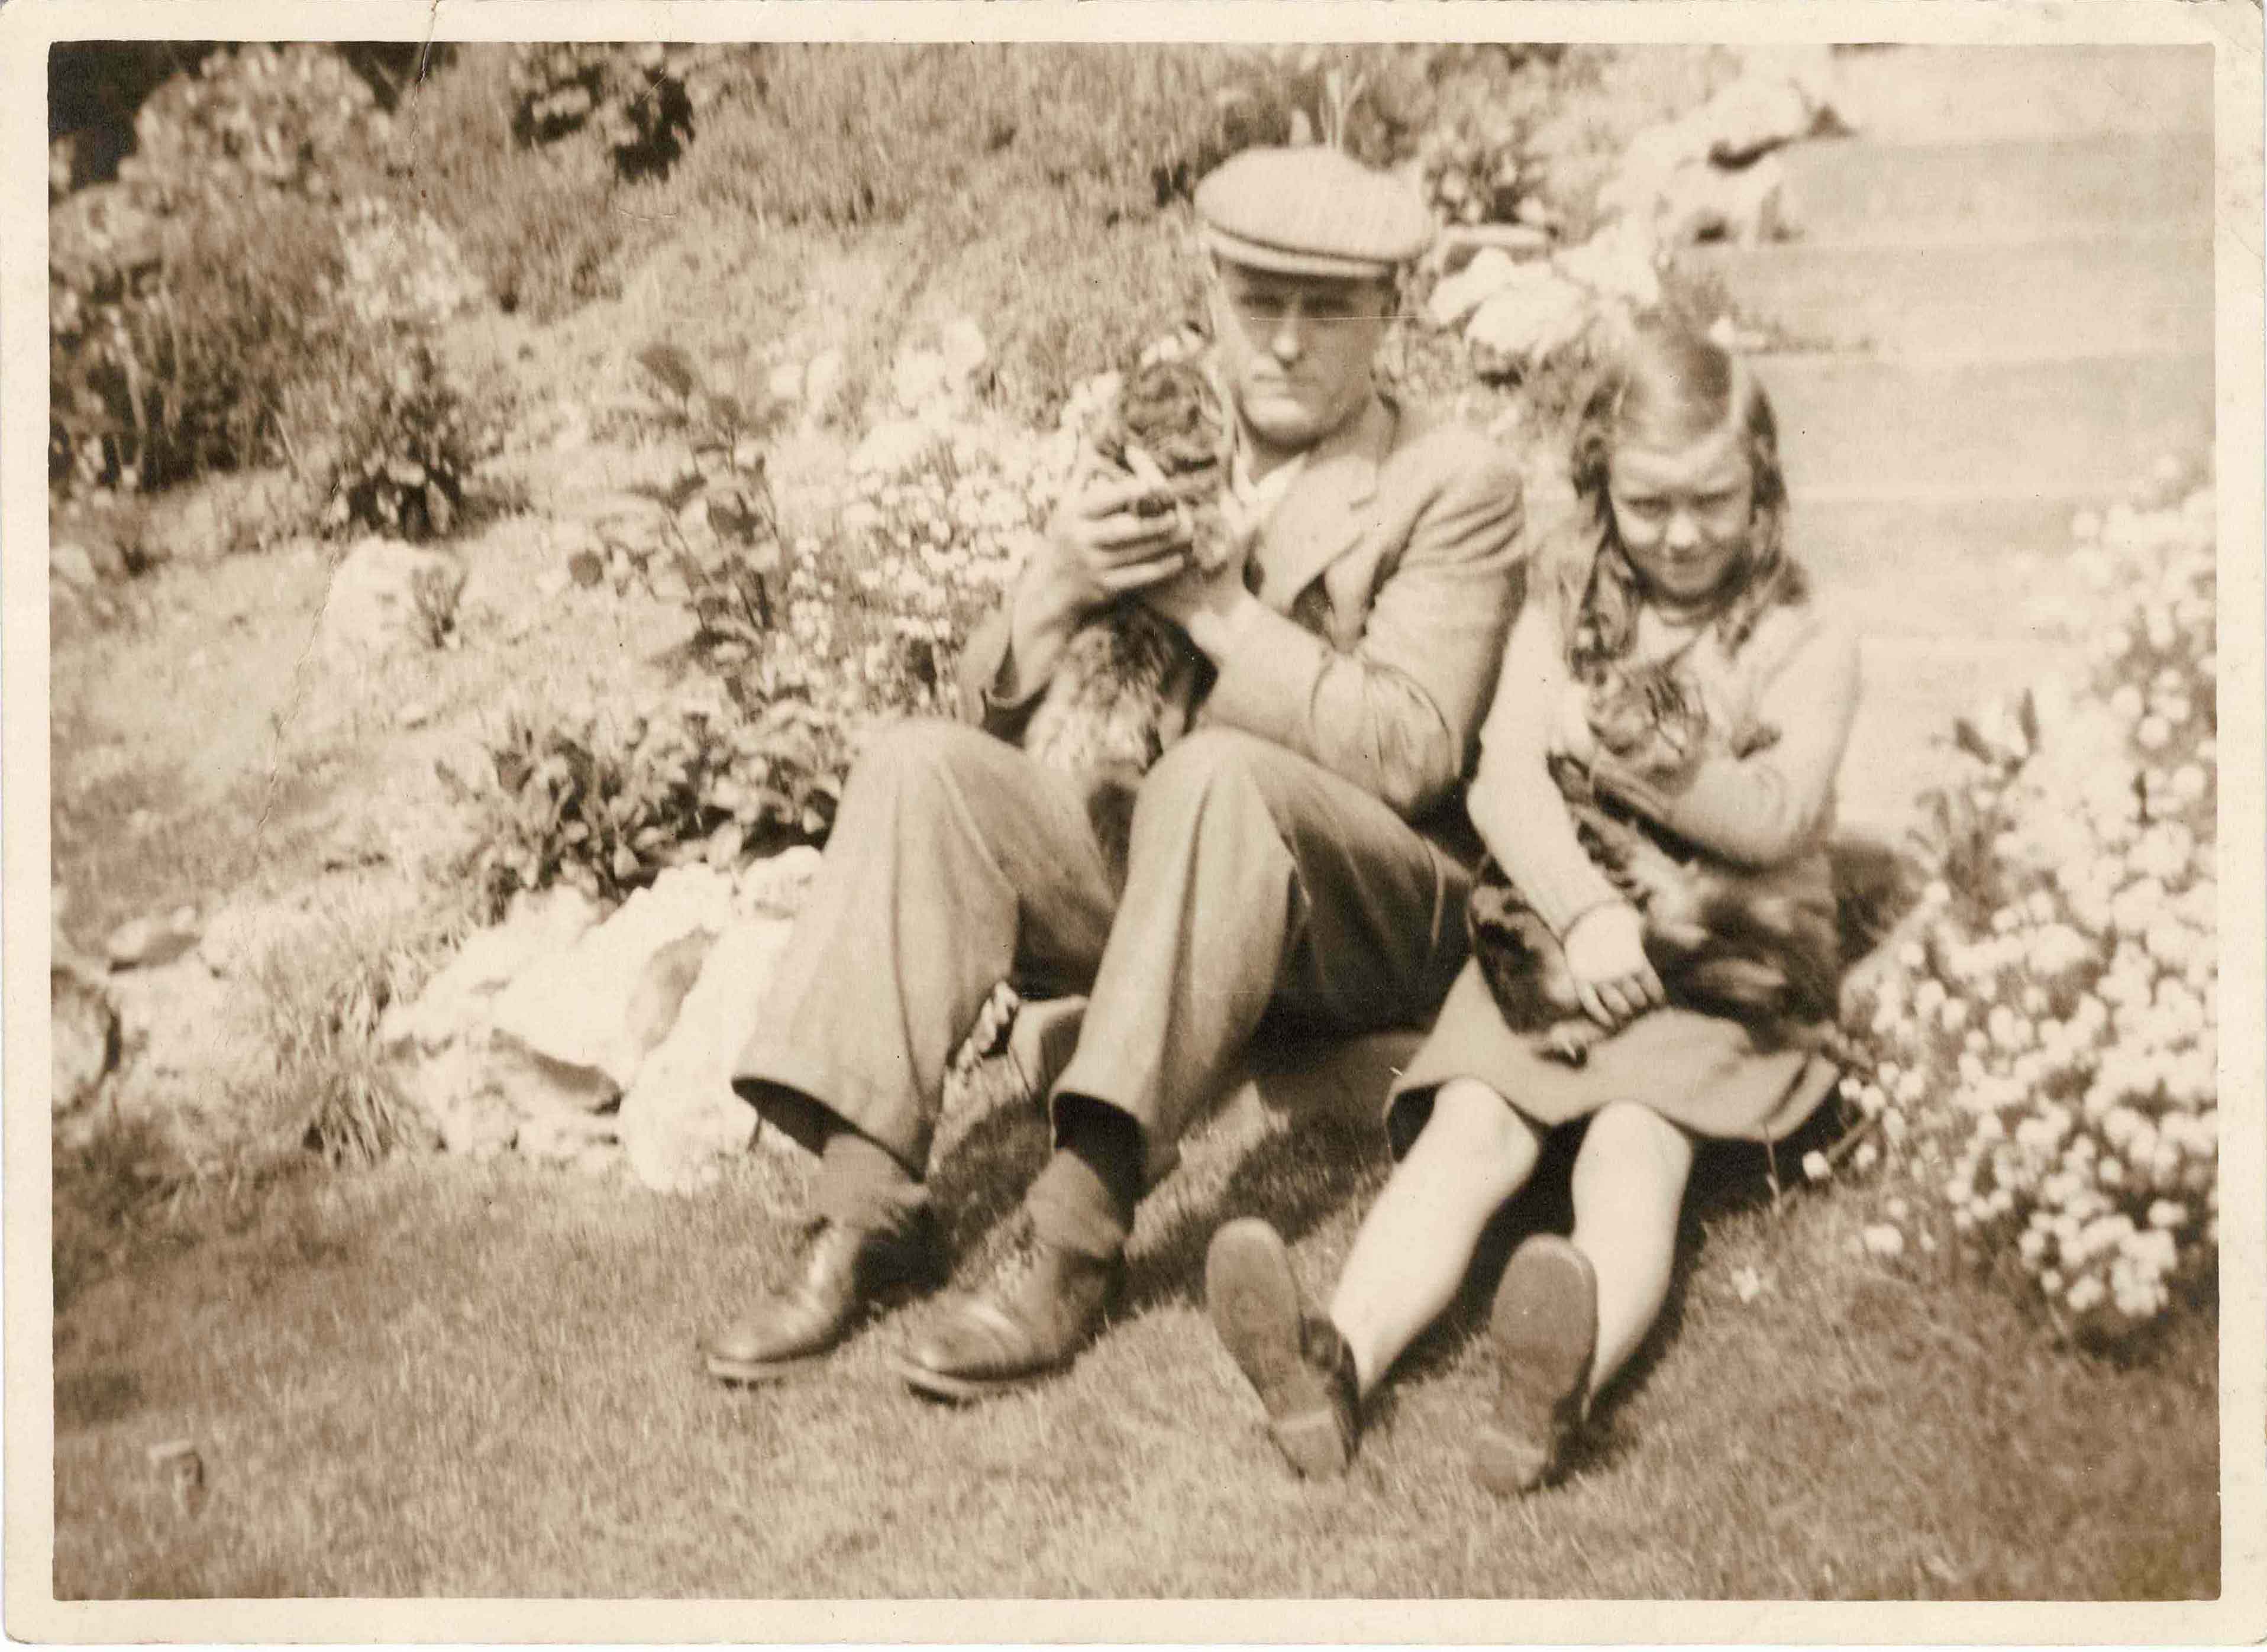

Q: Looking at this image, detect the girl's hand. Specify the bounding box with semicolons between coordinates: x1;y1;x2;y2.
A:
1550;684;1599;768
1561;901;1665;1030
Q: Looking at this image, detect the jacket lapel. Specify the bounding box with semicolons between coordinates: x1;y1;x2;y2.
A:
1252;393;1394;610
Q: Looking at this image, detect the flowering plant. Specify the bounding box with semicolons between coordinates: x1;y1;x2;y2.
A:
460;338;1078;904
1835;464;2217;1344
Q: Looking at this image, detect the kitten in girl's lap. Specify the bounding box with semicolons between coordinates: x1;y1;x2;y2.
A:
1470;657;1848;1063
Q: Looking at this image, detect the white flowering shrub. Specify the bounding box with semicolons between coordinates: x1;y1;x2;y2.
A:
334;196;489;334
803;409;1081;733
462;340;1098;903
1836;463;2218;1345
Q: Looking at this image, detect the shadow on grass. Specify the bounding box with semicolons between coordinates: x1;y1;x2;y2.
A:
1122;1084;1856;1446
1125;1092;1395;1320
924;1076;1053;1273
55;1366;143;1432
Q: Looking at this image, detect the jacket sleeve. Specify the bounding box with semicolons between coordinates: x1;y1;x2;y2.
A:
953;603;1032;738
1591;613;1861;867
1202;440;1528;819
1465;604;1629;939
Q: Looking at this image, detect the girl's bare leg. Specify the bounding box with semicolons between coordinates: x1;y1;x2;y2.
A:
1328;1078;1542;1395
1567;1100;1695;1398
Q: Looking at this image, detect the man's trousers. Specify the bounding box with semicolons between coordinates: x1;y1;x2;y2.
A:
731;718;1472;1214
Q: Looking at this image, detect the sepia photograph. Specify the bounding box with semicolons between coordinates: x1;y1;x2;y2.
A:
7;0;2262;1635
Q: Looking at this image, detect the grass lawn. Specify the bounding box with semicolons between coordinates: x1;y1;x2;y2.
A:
53;1067;2217;1599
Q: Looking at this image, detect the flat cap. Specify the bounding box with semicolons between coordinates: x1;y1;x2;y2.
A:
1195;146;1433;280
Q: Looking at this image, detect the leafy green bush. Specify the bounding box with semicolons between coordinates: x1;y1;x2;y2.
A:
116;42;387;208
299;334;496;542
508;43;755;178
50;183;348;492
609;344;795;664
445;697;841;919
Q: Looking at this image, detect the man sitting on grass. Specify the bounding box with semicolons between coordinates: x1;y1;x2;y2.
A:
708;145;1530;1399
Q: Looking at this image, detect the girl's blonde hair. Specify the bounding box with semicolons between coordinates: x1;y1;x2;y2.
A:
1555;317;1802;678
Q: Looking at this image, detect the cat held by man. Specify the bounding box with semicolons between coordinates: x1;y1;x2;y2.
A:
1019;354;1238;878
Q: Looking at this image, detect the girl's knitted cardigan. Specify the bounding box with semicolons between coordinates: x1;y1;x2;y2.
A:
1467;578;1862;942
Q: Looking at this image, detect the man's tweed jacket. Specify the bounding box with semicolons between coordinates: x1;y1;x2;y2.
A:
955;388;1529;849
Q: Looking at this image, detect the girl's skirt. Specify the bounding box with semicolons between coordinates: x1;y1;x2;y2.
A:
1384;958;1840;1159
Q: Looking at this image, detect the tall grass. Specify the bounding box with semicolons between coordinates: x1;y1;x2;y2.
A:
383;48;628;321
247;893;467;1166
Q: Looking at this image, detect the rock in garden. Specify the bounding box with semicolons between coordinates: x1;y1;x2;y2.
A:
51;962;121;1113
803;349;846;422
377;886;602;1059
107;955;244;1090
376;887;604;1152
618;915;792;1193
487;867;733;1111
890;348;952;412
144;490;228;566
1653;153;1792;248
51;541;101;590
106;910;202;971
1427;248;1525;331
1699;70;1817;166
733;845;824;919
939;318;990;389
1554;221;1664;309
316;538;468;664
403;1043;519;1158
851;418;942;479
1432;224;1553;277
1465;264;1596;374
515;1106;621;1166
1595;119;1709;225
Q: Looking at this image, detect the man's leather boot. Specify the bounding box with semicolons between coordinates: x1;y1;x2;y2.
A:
895;1222;1123;1401
703;1210;947;1383
1205;1217;1361;1478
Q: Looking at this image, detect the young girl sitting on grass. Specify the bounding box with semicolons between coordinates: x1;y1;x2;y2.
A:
1203;318;1862;1492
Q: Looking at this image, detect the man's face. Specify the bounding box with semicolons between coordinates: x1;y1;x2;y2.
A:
1207;260;1394;453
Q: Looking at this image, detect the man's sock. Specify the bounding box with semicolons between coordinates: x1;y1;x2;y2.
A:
813;1127;929;1239
1024;1096;1145;1260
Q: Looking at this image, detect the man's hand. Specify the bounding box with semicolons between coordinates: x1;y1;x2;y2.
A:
1038;458;1193;616
1136;549;1264;661
1005;457;1196;686
1561;901;1665;1030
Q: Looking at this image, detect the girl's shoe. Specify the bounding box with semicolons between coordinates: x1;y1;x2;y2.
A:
1205;1218;1361;1478
1474;1234;1598;1496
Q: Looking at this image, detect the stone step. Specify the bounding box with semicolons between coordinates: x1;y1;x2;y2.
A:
1691;233;2213;361
1758;351;2213;496
1831;45;2213;147
1775;130;2213;246
1795;494;2081;634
